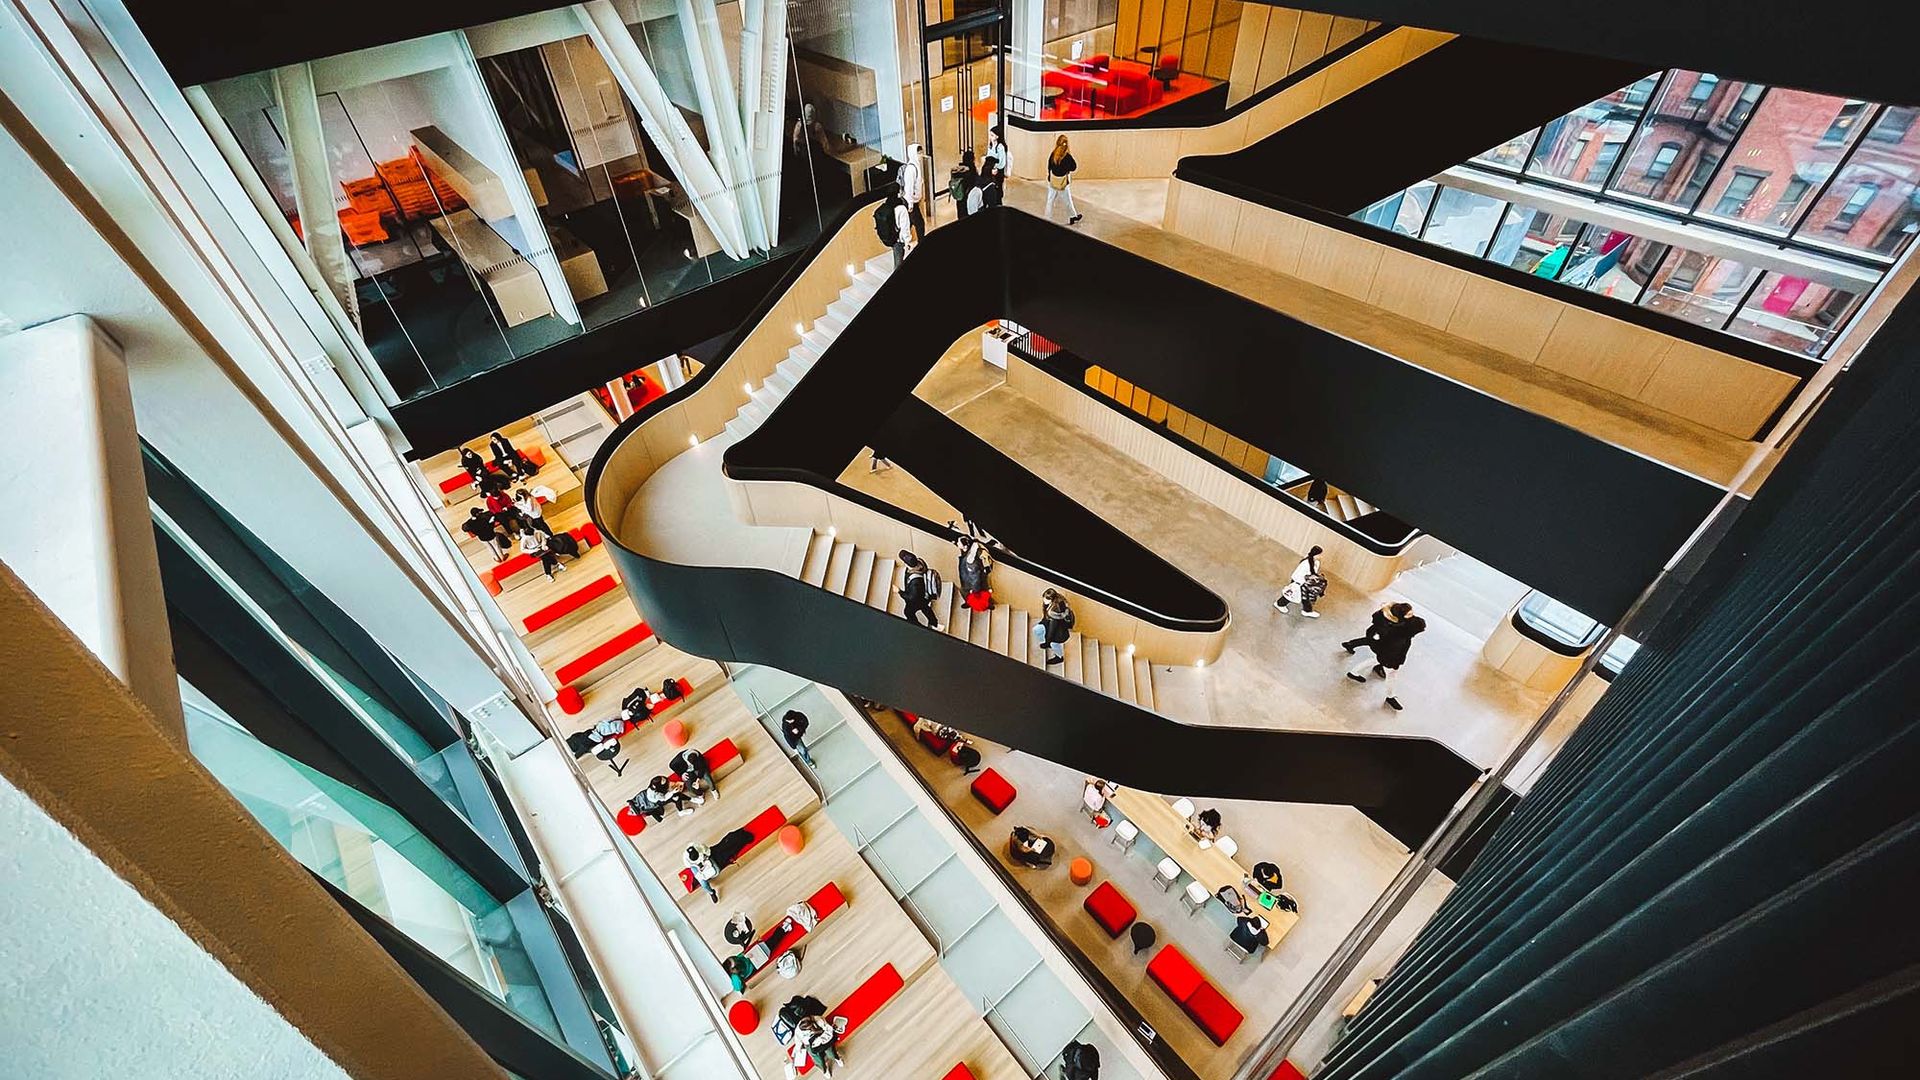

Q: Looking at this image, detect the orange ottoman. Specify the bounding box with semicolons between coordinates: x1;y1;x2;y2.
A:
1069;857;1093;885
727;999;759;1035
662;718;689;748
778;824;805;854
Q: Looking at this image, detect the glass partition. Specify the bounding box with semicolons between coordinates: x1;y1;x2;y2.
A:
197;4;876;404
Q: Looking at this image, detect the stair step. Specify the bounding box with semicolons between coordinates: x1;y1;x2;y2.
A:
989;605;1010;654
846;548;875;601
1099;643;1121;697
947;587;970;640
766;367;798;394
1082;637;1101;690
824;541;855;596
1134;658;1155;710
867;557;897;609
817;310;849;335
936;582;956;632
800;532;833;586
1007;610;1031;664
886;561;907;615
724;416;751;442
844;278;878;303
969;603;993;648
738;399;767;425
865;252;894;275
1063;632;1084;683
855;268;887;290
1116;647;1136;700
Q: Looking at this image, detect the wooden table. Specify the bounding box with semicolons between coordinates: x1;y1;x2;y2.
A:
1107;786;1298;949
827;144;883;194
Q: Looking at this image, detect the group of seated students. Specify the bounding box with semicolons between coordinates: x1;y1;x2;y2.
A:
564;679;687;773
456;432;570;573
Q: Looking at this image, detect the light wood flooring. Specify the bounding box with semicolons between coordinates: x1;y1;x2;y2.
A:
425;418;1024;1080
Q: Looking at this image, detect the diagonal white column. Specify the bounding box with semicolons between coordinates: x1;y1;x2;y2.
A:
676;0;768;250
575;0;749;258
740;0;788;245
270;63;361;331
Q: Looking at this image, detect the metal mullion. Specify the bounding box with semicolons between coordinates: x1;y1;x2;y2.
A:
1597;71;1666;195
1684;85;1767;217
1483;200;1514;263
1414;181;1442;239
1789;104;1881;240
1626;241;1668;306
1718;265;1771;332
1519;116;1551;174
1553;222;1595;282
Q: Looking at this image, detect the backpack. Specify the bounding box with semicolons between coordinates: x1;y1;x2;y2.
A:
922;567;942;596
548;531;580;558
661;678;685;700
873;202;899;245
1062;1040;1100;1079
776;949;801;979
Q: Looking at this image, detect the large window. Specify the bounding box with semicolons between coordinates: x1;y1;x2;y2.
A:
1350;68;1915;361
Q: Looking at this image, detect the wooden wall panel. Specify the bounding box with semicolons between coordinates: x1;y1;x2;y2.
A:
1367;246;1469;326
1294;220;1383;300
1638;342;1800;439
1253;8;1303;90
1535;307;1665;399
1445;276;1561;362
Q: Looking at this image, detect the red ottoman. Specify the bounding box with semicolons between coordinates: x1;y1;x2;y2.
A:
940;1066;978;1080
1147;944;1245;1046
970;768;1016;813
1083;881;1137;938
556;686;584;715
727;999;759;1035
615;806;647;836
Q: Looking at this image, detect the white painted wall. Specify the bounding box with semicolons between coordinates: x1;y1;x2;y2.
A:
0;775;354;1080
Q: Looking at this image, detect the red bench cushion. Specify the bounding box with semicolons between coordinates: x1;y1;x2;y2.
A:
797;964;905;1072
743;805;789;846
970;768;1016;813
554;622;653;687
1146;944;1206;1002
523;574;618;633
1147;945;1243;1045
703;736;740;776
941;1066;977;1080
752;881;848;976
1184;982;1244;1045
1268;1060;1309;1080
487;524;597;592
1083;881;1137;938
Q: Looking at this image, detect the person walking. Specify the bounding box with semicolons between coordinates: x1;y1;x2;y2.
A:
1045;135;1082;225
877;192;912;268
512;486;555;536
1343;601;1426;711
1036;589;1076;665
898;550;944;630
782;709;817;768
897;145;927;241
1274;545;1326;617
685;843;721;903
956;531;993;612
949;149;979;219
1305;476;1329;510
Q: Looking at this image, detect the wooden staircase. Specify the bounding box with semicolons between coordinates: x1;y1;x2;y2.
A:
724;253;894;443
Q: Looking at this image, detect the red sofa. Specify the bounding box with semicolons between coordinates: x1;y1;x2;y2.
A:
1146;945;1244;1045
1043;55;1164;115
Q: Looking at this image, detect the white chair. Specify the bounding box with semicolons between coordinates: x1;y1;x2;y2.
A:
1171;797;1196;820
1110;819;1139;854
1224;938;1255;964
1181;880;1210;916
1215;835;1238;859
1153;857;1182;891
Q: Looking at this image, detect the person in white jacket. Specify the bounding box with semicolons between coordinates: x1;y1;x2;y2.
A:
897;145;926;240
1274;545;1325;617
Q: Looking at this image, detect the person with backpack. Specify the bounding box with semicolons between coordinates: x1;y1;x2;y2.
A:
1343;601;1427;711
955;531;993;612
977;160;1005;209
898;550;943;631
949;148;978;218
1045;135;1083;225
874;195;906;268
1036;589;1075;665
1061;1039;1100;1080
781;709;816;768
896;145;926;241
1274;545;1326;617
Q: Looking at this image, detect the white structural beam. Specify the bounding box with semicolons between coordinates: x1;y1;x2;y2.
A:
270;63;362;331
0;315;182;735
741;0;788;244
577;0;751;257
677;0;767;249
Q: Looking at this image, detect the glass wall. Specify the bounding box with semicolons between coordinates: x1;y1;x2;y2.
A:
199;4;889;404
1354;68;1918;360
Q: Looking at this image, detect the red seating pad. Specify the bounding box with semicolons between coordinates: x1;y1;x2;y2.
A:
1083;881;1137;938
1147;945;1244;1046
749;881;847;980
970;768;1016;813
681;805;789;893
671;738;738;787
523;575;618;633
1267;1062;1309;1080
796;964;905;1073
941;1066;977;1080
553;622;654;688
438;446;547;493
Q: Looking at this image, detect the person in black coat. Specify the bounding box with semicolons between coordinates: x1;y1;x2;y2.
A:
489;430;534;479
1342;602;1426;711
459;447;491;488
782;709;816;768
460;508;511;563
1037;589;1075;666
